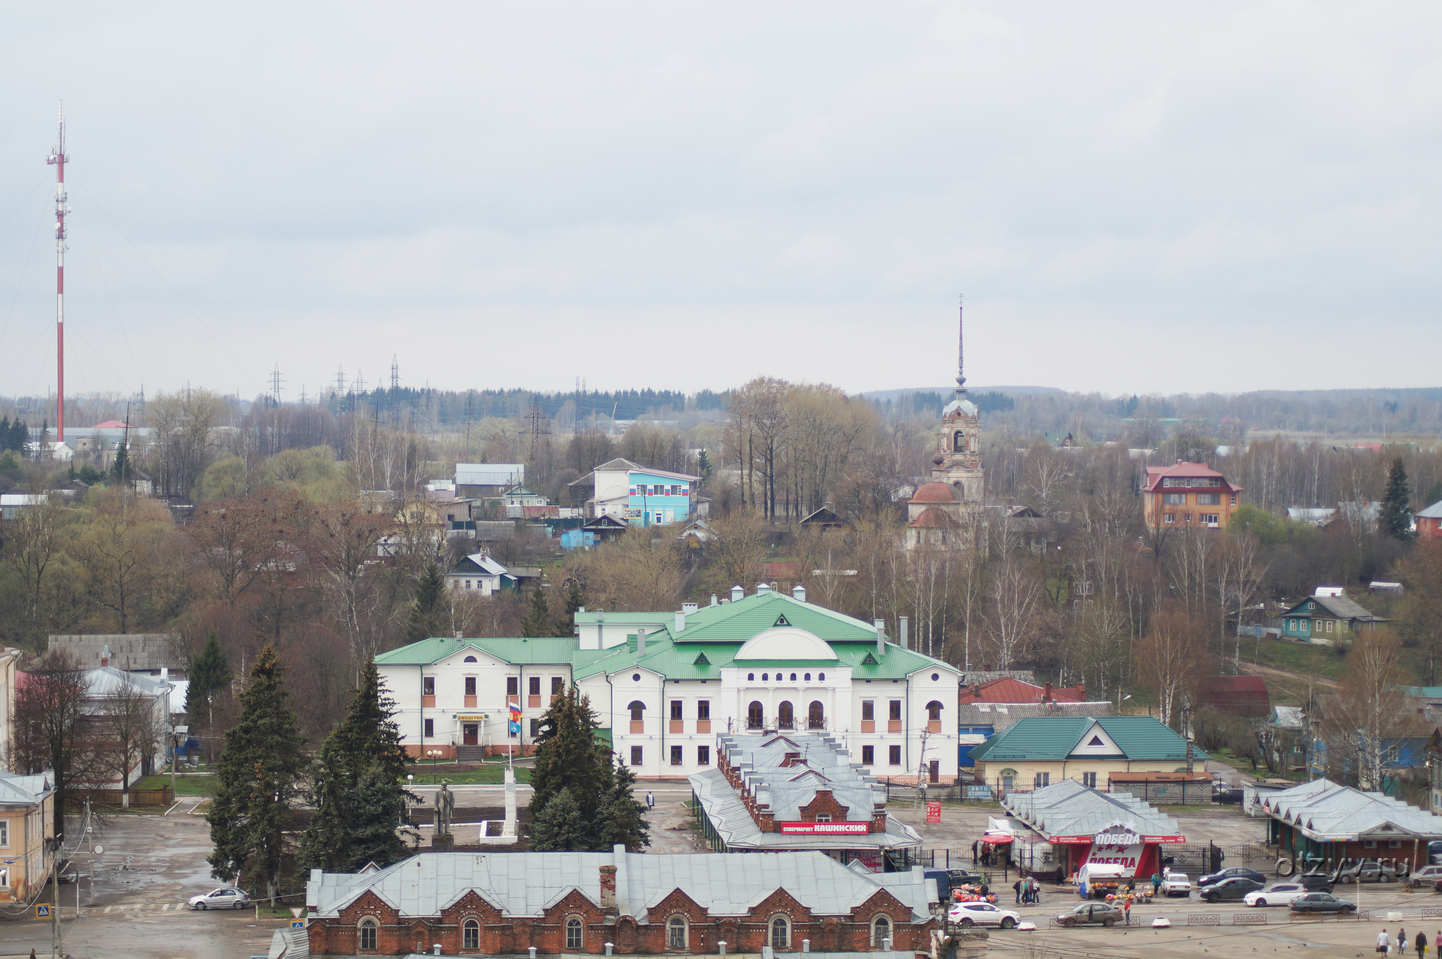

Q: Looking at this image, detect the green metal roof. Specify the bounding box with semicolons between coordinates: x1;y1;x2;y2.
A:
665;592;878;643
374;636;581;667
968;716;1208;764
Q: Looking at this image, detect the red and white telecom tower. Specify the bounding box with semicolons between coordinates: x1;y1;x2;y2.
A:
47;102;68;444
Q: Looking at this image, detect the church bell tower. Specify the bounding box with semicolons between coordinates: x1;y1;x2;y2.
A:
930;297;985;505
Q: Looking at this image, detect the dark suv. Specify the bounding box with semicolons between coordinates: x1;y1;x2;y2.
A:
1297;874;1334;893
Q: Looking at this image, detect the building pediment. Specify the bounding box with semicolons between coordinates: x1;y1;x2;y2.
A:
735;627;838;662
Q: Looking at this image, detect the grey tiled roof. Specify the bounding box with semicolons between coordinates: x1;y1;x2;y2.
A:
1003;779;1182;840
308;849;934;922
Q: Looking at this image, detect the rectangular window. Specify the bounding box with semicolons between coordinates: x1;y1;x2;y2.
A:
1196;493;1220;506
1200;513;1220;525
697;701;710;721
567;922;583;950
862;701;875;721
1163;513;1175;524
1162;493;1186;505
888;745;902;765
631;746;643;766
529;677;541;696
889;701;902;721
507;677;519;696
423;718;434;738
671;745;683;766
698;745;710;765
464;677;476;697
1035;772;1050;788
552;677;564;695
1082;772;1097;788
530;718;541;737
1326;620;1333;632
423;677;435;696
1231;493;1237;506
862;745;874;765
671;700;684;721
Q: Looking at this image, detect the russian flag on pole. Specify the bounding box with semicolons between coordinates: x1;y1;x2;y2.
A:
508;702;522;735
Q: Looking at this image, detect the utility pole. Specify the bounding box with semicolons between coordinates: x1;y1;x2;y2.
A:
526;400;550;458
47;102;69;445
49;831;62;958
269;364;284;406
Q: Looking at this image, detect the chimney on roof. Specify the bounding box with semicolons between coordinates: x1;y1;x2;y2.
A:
874;619;885;657
899;616;908;650
101;644;110;668
455;631;463;641
792;584;806;603
683;603;698;615
675;611;686;633
637;628;647;656
757;582;771;596
731;585;744;603
1042;681;1052;703
599;864;617;912
710;594;718;607
1186;738;1195;774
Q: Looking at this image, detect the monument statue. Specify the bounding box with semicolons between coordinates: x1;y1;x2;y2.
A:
436;781;455;836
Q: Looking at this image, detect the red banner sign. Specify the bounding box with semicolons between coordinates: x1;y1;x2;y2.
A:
778;822;870;835
926;801;942;824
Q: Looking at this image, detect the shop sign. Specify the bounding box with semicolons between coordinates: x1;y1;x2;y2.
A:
778;821;869;834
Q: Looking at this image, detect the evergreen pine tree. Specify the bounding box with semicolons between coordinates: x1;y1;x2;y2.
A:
529;685;609;831
10;419;27;454
186;633;231;724
297;657;412;872
405;563;447;644
0;417;10;452
206;643;307;902
552;578;584;638
597;759;651;851
111;440;130;485
530;788;589;851
1381;457;1416;541
520;587;550;638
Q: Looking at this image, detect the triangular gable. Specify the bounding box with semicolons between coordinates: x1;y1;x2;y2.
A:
1069;721;1123;757
861;652;879;666
693;653;711;666
774;614;791;627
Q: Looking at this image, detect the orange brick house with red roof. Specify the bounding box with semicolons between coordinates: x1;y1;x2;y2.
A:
1142;461;1244;531
959;676;1087;706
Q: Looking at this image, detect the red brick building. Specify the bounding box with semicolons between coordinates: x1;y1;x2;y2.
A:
1142;462;1244;530
303;849;936;957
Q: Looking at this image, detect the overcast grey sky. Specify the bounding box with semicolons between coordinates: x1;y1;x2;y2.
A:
0;3;1438;405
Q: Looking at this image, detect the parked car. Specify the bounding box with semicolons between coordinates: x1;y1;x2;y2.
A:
1335;859;1399;884
1158;874;1192;897
1297;873;1334;892
947;901;1020;930
1055;902;1124;928
1244;883;1309;907
1198;867;1266;887
1201;877;1265;903
1289;892;1357;914
1410;865;1442;888
1213;787;1244;805
188;887;252;910
1430;840;1442;866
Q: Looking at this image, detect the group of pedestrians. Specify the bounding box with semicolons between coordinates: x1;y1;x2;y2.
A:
1377;928;1430;956
1012;877;1043;905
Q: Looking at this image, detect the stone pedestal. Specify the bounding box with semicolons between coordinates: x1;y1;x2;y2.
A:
502;767;518;839
431;832;455;850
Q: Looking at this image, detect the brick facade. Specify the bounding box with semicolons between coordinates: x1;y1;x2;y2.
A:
307;866;931;957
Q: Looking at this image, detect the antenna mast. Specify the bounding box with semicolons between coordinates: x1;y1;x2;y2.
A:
47;102;69;444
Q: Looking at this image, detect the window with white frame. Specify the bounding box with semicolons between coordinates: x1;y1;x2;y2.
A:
464;919;480;950
872;916;891;949
566;917;584;950
771;917;790;950
668;915;688;949
359;918;379;951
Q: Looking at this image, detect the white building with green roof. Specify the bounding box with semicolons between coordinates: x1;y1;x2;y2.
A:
375;585;962;781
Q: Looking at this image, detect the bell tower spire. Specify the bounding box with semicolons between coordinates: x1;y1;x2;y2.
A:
955;293;966;398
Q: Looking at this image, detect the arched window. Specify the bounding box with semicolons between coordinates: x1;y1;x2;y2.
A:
804;673;811;682
926;700;943;720
790;673;797;682
464;655;478;663
566;917;584;951
778;701;794;729
808;701;825;730
358;918;378;952
748;672;755;682
818;672;825;682
771;917;790;950
668;915;688;949
762;672;769;682
953;431;965;452
872;915;891;949
748;701;764;729
999;768;1017;791
628;701;646;720
464;918;480;950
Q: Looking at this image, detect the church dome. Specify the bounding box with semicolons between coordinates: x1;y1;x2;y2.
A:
909;506;960;529
910;482;956;505
931;453;945;466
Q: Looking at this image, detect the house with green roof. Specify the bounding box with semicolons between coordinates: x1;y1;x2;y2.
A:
376;584;963;781
966;716;1207;796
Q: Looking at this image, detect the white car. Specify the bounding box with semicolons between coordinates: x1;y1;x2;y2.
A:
1159;874;1192;897
188;887;251;910
947;901;1022;929
1244;882;1308;907
1411;865;1442;888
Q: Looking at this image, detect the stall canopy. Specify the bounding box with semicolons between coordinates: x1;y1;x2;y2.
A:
1003;779;1184;843
1260;779;1442;843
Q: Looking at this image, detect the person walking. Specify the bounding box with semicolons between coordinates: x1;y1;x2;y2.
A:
1381;929;1394;955
1032;877;1042;904
1416;931;1428;958
1122;895;1132;926
1013;879;1023;904
646;791;655;811
1151;872;1162;898
1055;864;1065;886
1401;929;1410;956
971;840;979;864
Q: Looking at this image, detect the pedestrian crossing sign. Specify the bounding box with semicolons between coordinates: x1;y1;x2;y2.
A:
36;904;49;918
291;919;306;929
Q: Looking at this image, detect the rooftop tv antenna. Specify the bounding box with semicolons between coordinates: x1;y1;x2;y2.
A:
47;102;69;443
